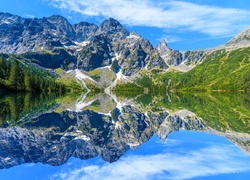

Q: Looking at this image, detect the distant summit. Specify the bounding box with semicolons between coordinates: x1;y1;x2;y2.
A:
226;26;250;49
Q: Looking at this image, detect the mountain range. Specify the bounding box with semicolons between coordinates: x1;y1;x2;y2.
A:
1;12;250;93
0;12;209;74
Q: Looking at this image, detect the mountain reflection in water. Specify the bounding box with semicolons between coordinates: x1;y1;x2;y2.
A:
0;90;250;177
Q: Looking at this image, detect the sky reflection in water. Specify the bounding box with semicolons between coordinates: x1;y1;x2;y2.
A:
1;131;250;180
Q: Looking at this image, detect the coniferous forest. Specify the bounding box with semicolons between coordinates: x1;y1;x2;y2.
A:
0;54;65;93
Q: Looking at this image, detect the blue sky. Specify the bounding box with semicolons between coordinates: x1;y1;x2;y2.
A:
1;0;250;50
1;131;250;180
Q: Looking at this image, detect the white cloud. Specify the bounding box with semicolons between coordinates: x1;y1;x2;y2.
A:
48;0;250;37
23;14;35;18
50;144;250;180
159;35;182;43
24;163;35;168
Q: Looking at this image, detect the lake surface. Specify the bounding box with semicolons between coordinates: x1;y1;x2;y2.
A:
0;89;250;180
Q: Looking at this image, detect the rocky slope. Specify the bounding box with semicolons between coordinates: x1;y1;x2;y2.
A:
156;39;205;71
0;12;206;75
225;26;250;50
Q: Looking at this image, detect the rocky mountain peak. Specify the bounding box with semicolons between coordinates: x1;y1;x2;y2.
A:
46;14;68;23
124;31;142;41
97;18;129;39
46;14;75;39
99;18;123;31
156;39;172;54
0;12;21;25
159;39;170;48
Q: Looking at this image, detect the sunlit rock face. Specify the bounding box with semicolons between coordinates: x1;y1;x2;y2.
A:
225;26;250;50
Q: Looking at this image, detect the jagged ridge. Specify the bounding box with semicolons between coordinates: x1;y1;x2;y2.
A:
0;12;206;76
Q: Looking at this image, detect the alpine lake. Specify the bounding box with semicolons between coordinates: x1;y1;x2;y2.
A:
0;88;250;180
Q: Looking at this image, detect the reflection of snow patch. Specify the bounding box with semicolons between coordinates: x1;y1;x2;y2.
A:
116;102;122;111
66;70;73;73
76;78;90;92
127;142;140;148
1;20;10;24
114;121;121;130
115;53;121;60
74;135;90;141
51;30;57;36
3;157;11;161
67;91;95;112
98;112;111;117
74;41;90;47
64;131;90;141
104;68;131;112
75;98;96;112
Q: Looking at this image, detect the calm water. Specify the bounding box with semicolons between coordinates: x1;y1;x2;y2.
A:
0;89;250;180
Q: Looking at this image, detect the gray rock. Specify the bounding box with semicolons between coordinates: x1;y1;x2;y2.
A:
225;26;250;49
73;22;98;42
77;34;112;71
96;18;129;42
114;32;154;75
156;39;205;70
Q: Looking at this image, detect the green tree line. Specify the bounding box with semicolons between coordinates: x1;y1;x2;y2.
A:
0;55;65;93
0;92;59;127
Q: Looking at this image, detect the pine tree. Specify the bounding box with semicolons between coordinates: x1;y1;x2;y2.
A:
33;74;40;92
9;96;23;122
8;60;24;91
5;60;11;78
0;54;6;79
23;93;32;113
24;70;33;92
